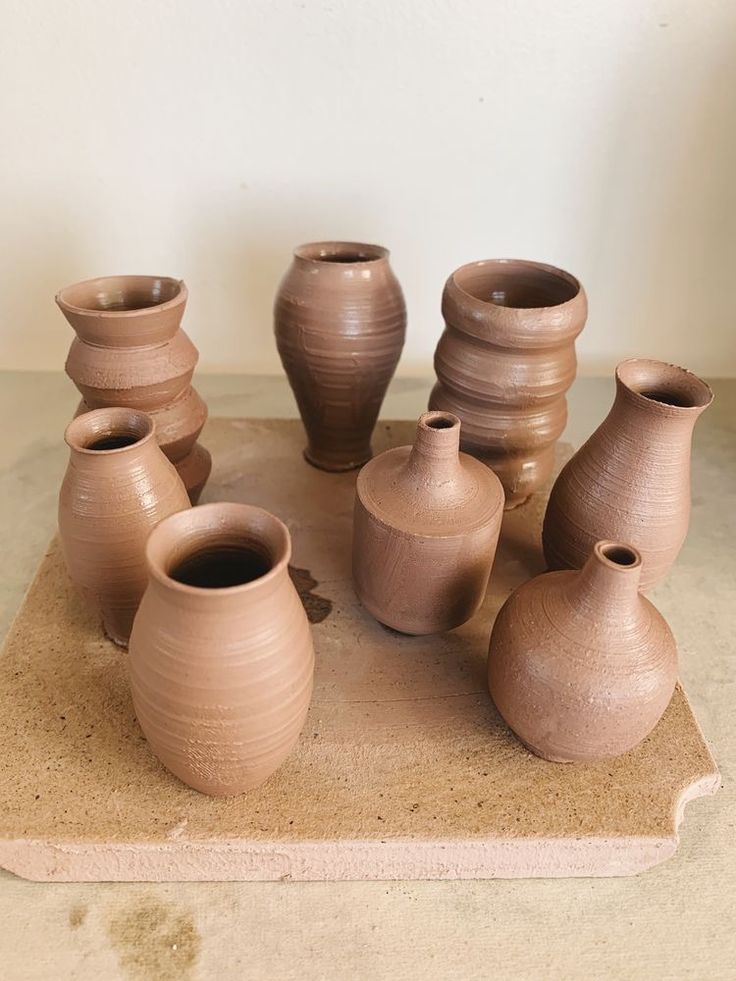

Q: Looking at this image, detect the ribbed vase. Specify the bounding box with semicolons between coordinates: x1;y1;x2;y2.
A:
353;411;504;634
429;258;587;508
56;275;212;503
129;503;315;796
274;241;406;471
543;359;713;589
58;408;190;646
488;541;678;762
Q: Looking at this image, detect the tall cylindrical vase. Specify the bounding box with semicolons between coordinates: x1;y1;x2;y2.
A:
58;408;190;646
56;275;212;503
543;359;713;589
129;503;315;796
429;258;587;508
274;241;406;471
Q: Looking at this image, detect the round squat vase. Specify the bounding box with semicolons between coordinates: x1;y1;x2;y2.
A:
58;408;190;646
543;359;713;590
488;541;678;762
129;503;315;796
429;258;587;508
274;241;406;472
353;411;504;634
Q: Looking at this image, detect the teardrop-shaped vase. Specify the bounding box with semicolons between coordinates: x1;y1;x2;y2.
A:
488;541;678;762
58;408;190;646
353;411;504;634
274;241;406;471
543;359;713;589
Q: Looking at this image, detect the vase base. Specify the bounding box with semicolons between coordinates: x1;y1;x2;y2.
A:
303;447;370;473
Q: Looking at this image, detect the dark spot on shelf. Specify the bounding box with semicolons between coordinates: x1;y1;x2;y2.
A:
69;904;87;930
289;566;333;623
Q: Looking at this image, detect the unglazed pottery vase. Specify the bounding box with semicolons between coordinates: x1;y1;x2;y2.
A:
129;503;315;796
274;241;406;471
56;275;212;503
488;541;678;762
543;359;713;590
353;411;504;634
58;408;190;646
429;258;587;508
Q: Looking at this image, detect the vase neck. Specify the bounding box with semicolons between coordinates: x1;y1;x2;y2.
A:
65;407;157;476
568;541;643;616
403;411;464;487
612;359;712;437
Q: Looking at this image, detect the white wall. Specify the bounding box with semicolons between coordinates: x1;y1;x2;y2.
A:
1;0;734;376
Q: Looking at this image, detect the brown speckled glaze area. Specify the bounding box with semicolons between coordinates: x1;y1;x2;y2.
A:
353;411;504;634
543;359;713;590
274;242;406;471
129;503;315;797
488;541;678;762
57;276;211;503
58;408;190;647
429;259;587;508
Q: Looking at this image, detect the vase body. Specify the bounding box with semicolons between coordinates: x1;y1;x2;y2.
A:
429;258;587;508
58;408;190;646
129;503;315;796
543;359;713;590
353;411;504;634
274;241;406;471
57;275;212;503
488;541;678;762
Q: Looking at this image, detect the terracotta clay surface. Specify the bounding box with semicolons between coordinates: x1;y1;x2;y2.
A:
0;419;718;881
58;408;191;646
430;259;587;508
130;503;314;796
57;275;212;502
353;411;504;633
274;242;406;471
488;541;678;762
543;359;713;589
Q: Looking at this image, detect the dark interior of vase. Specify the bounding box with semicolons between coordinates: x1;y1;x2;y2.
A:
87;434;141;450
620;361;713;409
600;544;638;567
61;277;181;312
455;262;579;309
170;543;273;588
297;242;386;264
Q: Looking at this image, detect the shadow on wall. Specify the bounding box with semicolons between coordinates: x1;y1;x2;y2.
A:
581;28;736;376
186;190;385;373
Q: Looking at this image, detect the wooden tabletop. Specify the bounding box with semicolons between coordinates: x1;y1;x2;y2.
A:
1;372;733;980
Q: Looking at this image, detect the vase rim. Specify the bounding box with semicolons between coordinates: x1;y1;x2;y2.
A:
293;241;389;265
593;540;642;572
450;258;582;311
56;275;186;318
616;358;714;412
145;502;292;597
64;407;155;455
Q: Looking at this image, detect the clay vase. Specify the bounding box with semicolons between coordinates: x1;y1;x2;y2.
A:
543;359;713;590
488;541;678;762
58;408;190;646
274;241;406;471
56;275;212;503
353;411;504;634
129;503;315;796
429;258;587;508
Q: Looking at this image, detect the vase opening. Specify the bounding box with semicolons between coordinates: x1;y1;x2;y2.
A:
423;412;458;431
295;241;388;264
454;260;580;310
65;407;154;453
170;545;272;589
597;542;640;568
57;275;182;313
617;359;713;411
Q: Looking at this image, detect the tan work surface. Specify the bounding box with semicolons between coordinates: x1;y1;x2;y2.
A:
0;419;719;882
